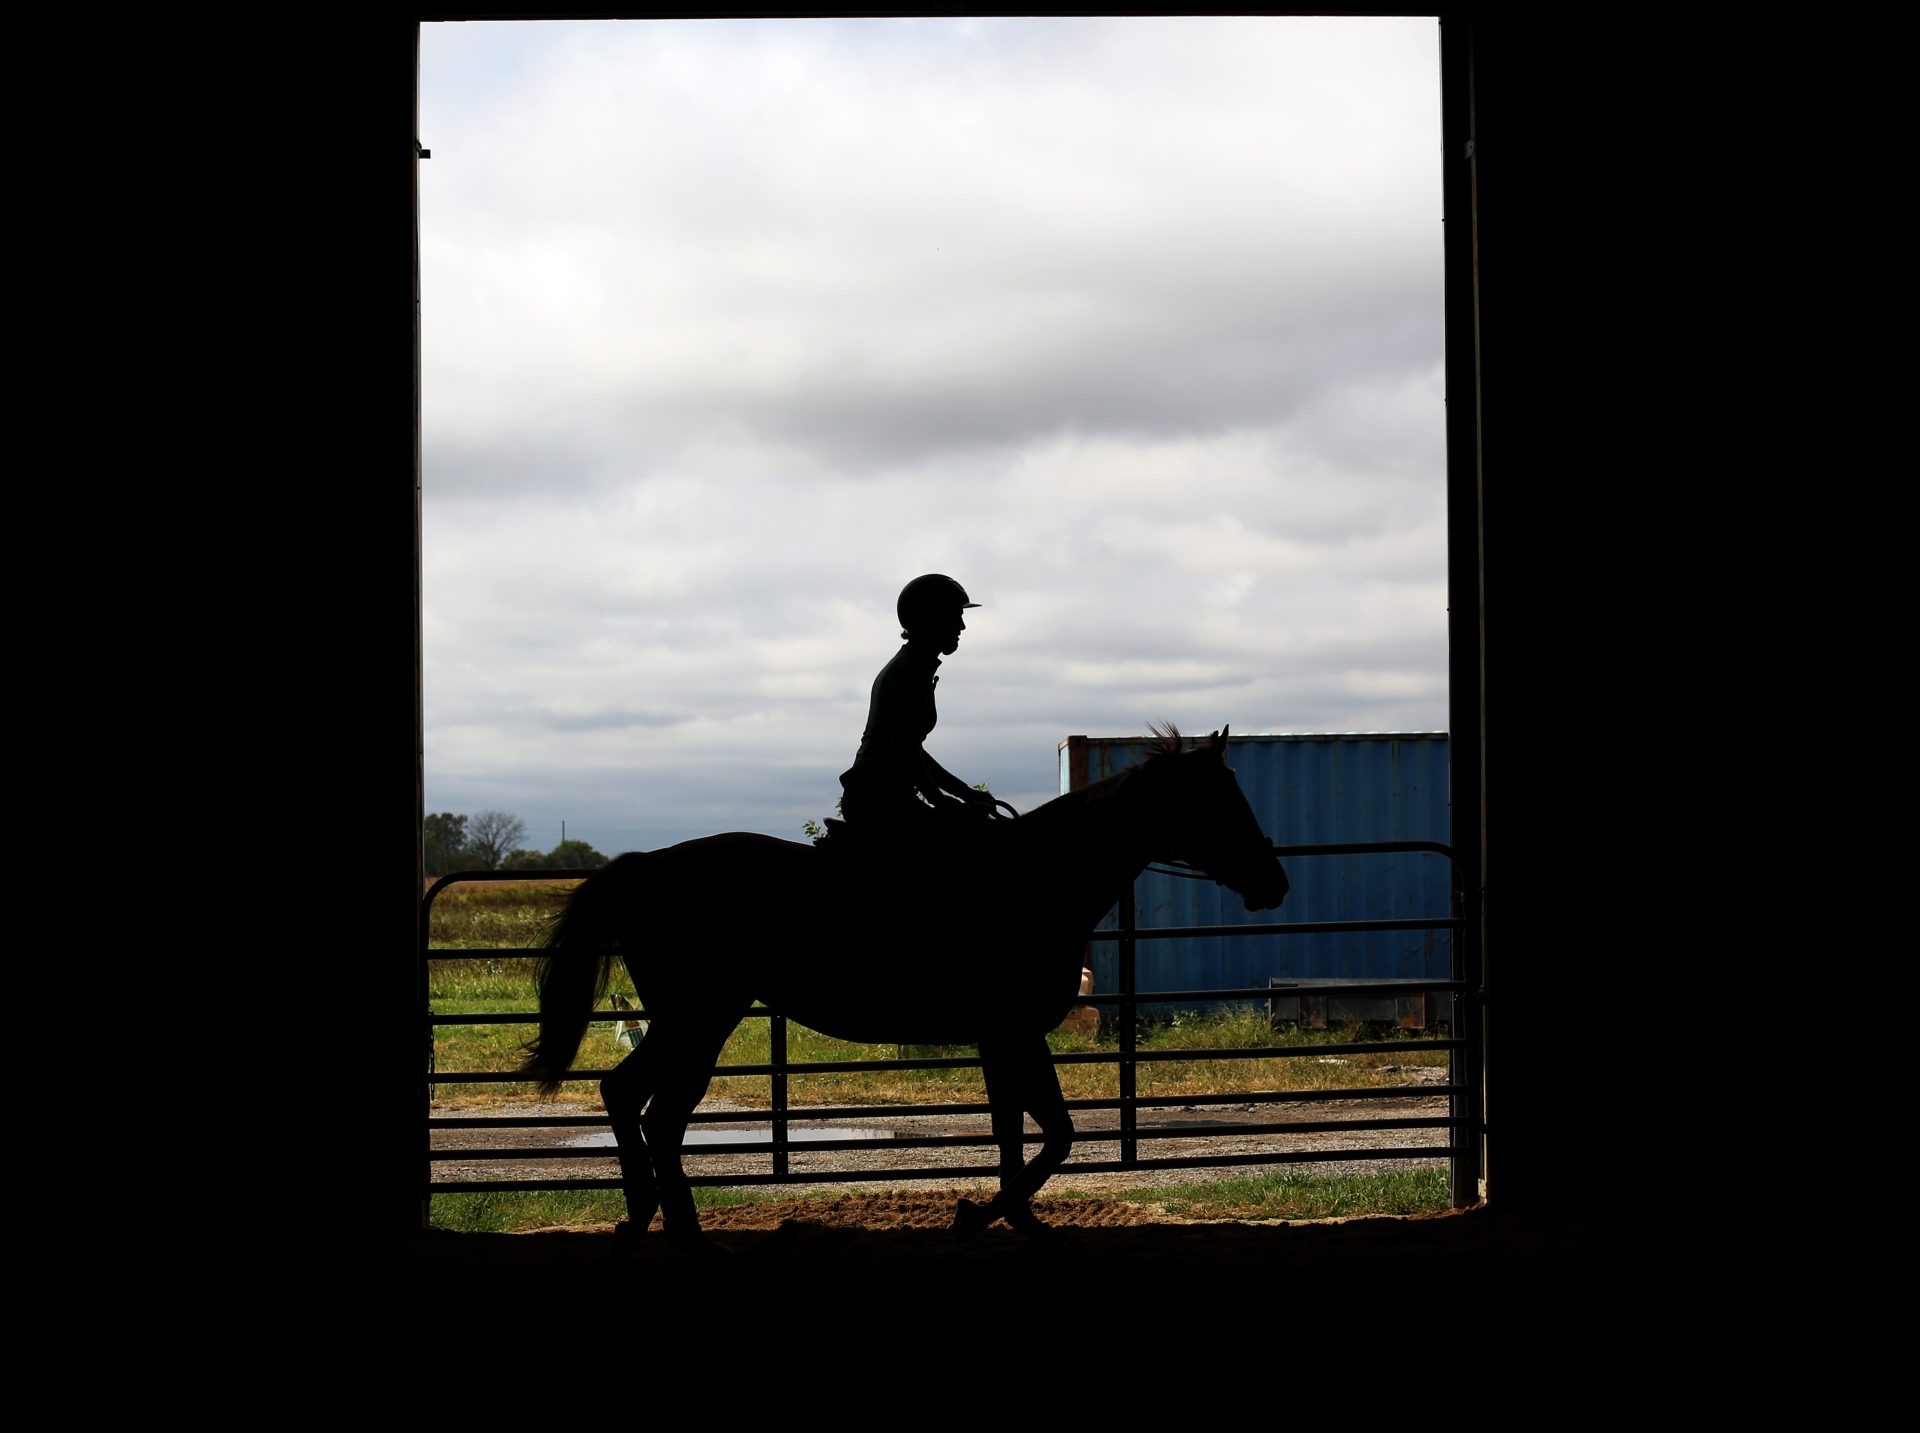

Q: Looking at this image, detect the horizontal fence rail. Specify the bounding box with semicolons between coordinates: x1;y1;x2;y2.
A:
420;840;1481;1213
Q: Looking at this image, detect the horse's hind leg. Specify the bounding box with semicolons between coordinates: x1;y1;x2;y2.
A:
956;1034;1075;1243
600;1040;661;1242
637;1014;741;1254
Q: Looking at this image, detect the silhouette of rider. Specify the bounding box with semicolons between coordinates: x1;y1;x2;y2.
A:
839;575;999;845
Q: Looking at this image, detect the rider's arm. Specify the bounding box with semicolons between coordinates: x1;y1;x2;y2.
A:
923;753;992;805
923;752;971;800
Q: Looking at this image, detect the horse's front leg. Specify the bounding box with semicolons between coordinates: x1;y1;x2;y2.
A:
955;1034;1075;1243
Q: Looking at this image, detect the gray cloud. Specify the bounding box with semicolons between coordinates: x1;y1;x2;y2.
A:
419;17;1449;855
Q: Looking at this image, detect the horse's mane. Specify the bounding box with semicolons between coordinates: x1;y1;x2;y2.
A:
1144;721;1185;760
1017;721;1189;833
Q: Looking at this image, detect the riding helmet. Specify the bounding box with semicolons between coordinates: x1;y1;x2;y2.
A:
897;574;979;634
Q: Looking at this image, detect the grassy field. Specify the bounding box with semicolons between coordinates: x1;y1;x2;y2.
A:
430;993;1450;1109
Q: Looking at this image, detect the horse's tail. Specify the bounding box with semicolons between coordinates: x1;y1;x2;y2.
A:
521;853;645;1097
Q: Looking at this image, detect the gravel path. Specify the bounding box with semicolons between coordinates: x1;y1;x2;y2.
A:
431;1067;1453;1196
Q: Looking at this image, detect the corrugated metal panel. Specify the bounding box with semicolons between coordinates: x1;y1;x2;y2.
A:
1064;733;1452;1010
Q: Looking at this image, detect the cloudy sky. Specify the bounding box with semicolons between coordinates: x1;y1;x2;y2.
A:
420;16;1448;857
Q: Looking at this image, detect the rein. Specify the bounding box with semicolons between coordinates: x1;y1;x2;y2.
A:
1143;860;1214;881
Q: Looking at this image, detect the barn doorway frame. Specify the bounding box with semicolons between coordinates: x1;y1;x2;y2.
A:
408;10;1487;1227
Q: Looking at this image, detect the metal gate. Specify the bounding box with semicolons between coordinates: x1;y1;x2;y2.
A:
421;840;1480;1210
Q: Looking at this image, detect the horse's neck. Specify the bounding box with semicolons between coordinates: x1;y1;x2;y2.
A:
1021;771;1157;921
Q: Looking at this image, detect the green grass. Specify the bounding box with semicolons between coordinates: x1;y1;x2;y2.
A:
428;1185;776;1234
1064;1166;1450;1221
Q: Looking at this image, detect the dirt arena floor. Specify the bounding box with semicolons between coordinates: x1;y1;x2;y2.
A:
218;1192;1836;1300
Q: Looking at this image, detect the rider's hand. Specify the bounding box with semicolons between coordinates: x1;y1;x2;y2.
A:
963;787;996;808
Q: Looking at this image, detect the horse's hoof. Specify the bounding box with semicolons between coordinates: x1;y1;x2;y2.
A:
952;1197;994;1243
606;1218;649;1260
1009;1210;1064;1249
665;1228;735;1263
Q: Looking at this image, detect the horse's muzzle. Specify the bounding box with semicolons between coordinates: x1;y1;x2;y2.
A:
1240;864;1290;912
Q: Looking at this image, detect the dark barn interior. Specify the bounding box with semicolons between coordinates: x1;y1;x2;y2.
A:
146;8;1825;1306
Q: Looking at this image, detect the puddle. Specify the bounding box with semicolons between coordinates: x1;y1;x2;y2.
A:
565;1125;897;1149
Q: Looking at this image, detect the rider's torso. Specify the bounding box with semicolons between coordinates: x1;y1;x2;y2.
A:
840;644;939;801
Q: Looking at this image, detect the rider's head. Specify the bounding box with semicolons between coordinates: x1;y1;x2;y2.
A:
898;574;979;650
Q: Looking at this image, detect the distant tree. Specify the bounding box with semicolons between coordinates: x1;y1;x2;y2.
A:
424;812;471;876
467;809;529;870
499;847;551;871
547;838;609;870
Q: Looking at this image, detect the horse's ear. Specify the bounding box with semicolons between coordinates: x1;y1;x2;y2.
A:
1210;726;1229;758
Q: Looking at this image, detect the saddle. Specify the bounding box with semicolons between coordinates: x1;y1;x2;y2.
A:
812;803;1011;868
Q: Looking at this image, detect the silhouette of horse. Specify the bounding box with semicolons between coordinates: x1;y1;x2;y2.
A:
523;724;1289;1251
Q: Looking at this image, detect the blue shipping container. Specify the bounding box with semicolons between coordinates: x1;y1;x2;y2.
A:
1060;732;1453;1014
